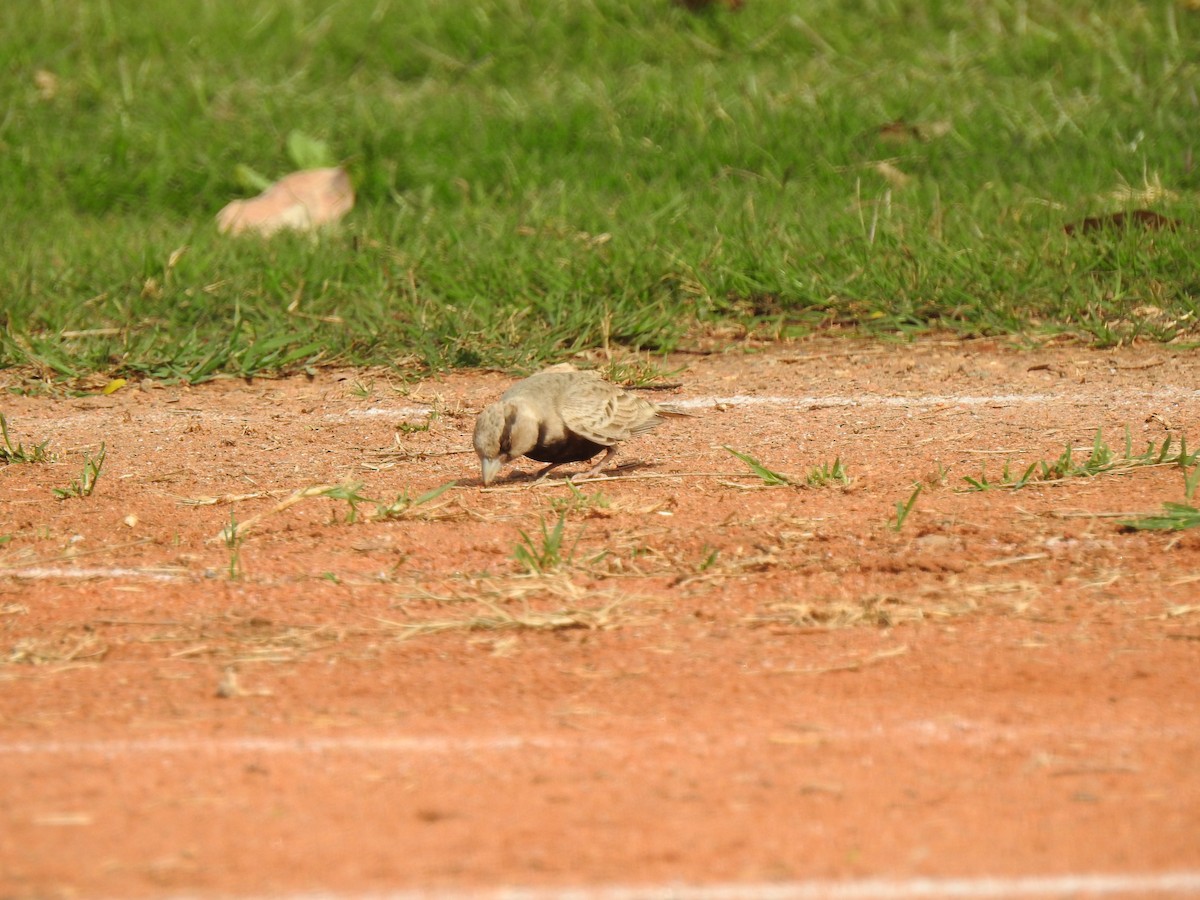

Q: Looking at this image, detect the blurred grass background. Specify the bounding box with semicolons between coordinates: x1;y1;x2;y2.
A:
1;0;1197;383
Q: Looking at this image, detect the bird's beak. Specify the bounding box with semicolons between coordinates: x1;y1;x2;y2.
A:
480;456;502;486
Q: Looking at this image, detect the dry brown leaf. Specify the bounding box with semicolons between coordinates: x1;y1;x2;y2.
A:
217;167;355;237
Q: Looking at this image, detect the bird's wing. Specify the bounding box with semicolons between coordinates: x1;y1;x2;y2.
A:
559;376;662;445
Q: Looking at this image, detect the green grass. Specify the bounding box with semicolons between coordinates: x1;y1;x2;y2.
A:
0;413;52;463
725;445;793;486
318;481;377;524
805;457;851;488
1119;502;1200;532
961;430;1198;491
2;1;1198;383
726;446;850;487
373;481;457;520
890;482;923;531
513;511;582;574
51;443;106;500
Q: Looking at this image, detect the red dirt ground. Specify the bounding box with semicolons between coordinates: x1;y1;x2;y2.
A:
1;338;1199;898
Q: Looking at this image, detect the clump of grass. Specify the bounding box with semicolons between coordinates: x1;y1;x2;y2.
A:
513;511;582;574
725;446;794;486
805;457;851;488
962;431;1198;492
395;410;440;436
0;413;52;464
348;379;373;399
1117;455;1200;532
374;482;457;520
52;444;105;500
318;482;376;524
961;458;1025;492
599;356;685;388
550;480;610;516
1119;503;1200;532
726;447;850;489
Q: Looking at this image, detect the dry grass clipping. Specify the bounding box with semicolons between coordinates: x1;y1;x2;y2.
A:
746;580;1038;630
6;635;108;666
377;576;647;641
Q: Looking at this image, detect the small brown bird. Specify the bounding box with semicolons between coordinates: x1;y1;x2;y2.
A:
473;369;689;486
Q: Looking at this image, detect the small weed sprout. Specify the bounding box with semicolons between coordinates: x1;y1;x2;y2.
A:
552;480;610;515
224;509;244;579
0;413;52;464
962;458;1031;491
925;461;950;488
805;457;851;488
1118;450;1200;532
374;481;456;520
961;466;994;492
725;446;793;486
513;511;582;574
1119;503;1200;532
1184;463;1200;503
318;482;376;524
890;483;922;531
52;444;106;500
396;412;438;436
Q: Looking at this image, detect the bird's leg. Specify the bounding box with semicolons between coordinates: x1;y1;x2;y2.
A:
532;461;565;483
533;447;617;484
579;446;618;479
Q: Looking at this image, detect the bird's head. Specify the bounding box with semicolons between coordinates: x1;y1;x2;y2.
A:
473;400;538;486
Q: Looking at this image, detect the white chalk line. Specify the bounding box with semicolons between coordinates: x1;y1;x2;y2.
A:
0;734;568;756
14;389;1196;432
30;388;1178;427
0;565;186;581
147;871;1200;899
13;385;1199;435
670;393;1054;410
2;718;1194;758
345;388;1200;420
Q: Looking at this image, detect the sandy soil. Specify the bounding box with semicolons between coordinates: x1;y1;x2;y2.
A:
1;338;1198;898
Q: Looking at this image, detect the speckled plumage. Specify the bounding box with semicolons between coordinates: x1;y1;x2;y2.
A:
473;370;688;485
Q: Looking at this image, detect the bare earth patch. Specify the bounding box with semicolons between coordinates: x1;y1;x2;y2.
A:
1;338;1199;898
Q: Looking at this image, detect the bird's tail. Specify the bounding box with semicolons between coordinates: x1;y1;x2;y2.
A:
654;403;696;418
